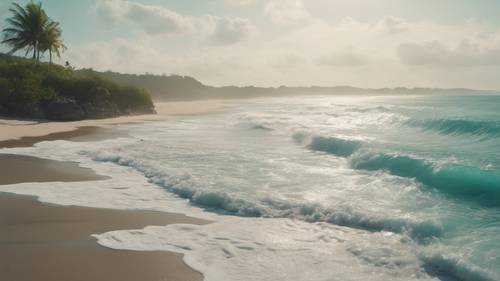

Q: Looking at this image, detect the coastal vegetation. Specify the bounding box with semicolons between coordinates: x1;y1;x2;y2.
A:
0;59;154;120
0;1;154;121
79;68;497;101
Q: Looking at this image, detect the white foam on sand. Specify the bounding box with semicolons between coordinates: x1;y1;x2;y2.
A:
0;137;215;218
95;218;437;281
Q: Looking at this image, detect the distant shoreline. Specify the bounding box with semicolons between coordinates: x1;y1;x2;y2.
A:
77;67;500;102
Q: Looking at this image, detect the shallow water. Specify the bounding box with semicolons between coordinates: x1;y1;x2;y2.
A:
4;94;500;281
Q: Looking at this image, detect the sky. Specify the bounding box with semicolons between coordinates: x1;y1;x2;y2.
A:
2;0;500;89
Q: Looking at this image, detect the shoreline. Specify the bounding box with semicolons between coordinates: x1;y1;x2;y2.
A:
0;100;220;281
0;100;226;142
0;126;128;148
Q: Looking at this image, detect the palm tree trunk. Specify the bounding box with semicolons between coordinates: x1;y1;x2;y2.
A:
32;44;36;60
34;41;39;61
49;50;52;64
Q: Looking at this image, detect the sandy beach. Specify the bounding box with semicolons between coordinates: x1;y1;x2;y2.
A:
0;101;224;142
0;101;219;281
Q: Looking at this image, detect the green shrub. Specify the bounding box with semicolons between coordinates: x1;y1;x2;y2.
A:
0;59;154;119
0;77;9;104
112;85;153;111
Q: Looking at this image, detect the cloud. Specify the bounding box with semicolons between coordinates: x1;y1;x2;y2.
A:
376;16;410;34
94;0;254;44
65;38;191;77
317;47;368;67
94;0;129;27
398;40;500;67
268;53;307;68
67;7;500;89
224;0;258;6
206;17;255;45
126;2;195;35
264;0;312;26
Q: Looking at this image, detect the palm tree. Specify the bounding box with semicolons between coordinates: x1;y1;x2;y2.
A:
1;1;55;61
39;21;66;64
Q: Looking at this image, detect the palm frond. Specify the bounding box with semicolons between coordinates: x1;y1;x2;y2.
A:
1;1;64;60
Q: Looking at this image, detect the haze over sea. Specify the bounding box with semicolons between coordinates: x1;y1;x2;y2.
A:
6;94;499;281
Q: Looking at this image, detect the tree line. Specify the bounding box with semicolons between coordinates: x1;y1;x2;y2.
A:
2;1;66;63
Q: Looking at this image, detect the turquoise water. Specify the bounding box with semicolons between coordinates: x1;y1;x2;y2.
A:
91;95;500;280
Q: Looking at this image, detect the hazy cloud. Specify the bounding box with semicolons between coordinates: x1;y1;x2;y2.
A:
398;40;500;67
126;2;195;35
377;16;410;34
94;0;254;44
224;0;258;6
94;0;129;27
68;4;500;89
269;53;307;68
264;0;312;26
206;17;255;45
317;47;368;67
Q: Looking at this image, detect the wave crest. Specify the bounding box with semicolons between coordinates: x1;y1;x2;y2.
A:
308;136;362;157
421;253;498;281
350;152;500;204
294;134;500;204
406;119;500;139
89;151;442;241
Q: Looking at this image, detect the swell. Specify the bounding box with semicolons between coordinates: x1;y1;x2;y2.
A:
347;105;391;113
300;134;500;204
307;136;362;157
88;151;442;241
406;119;500;139
350;152;500;205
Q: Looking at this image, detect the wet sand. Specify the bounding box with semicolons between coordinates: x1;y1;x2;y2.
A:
0;154;109;185
0;126;127;148
0;193;208;281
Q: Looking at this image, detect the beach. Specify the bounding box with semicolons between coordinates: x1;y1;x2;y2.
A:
0;101;224;142
0;101;221;281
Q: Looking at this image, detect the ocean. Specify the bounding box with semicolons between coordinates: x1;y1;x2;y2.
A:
3;94;499;281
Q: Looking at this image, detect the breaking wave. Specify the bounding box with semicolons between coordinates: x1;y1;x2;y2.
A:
421;253;498;281
88;151;442;241
307;136;362;157
350;152;500;204
296;134;500;205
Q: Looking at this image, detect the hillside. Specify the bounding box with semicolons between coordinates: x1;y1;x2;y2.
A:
76;68;499;101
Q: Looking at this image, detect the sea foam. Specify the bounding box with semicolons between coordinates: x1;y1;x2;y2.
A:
89;150;443;241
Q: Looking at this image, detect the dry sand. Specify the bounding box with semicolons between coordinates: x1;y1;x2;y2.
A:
0;100;225;142
0;101;221;281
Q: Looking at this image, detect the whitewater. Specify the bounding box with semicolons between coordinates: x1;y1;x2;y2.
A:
1;95;499;281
